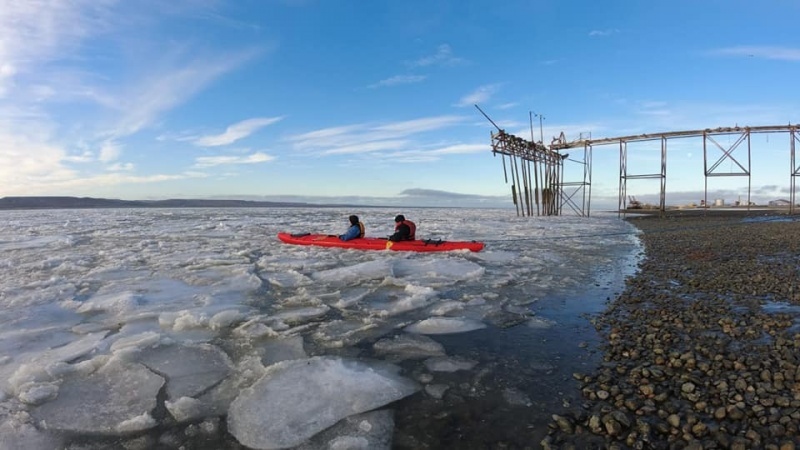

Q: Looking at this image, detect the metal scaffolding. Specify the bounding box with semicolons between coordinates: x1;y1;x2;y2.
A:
544;125;800;216
477;105;590;217
489;130;573;216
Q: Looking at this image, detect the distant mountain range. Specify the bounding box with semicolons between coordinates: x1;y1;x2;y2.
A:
0;196;358;210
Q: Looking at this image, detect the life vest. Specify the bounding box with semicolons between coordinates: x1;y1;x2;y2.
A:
394;220;416;240
357;221;365;238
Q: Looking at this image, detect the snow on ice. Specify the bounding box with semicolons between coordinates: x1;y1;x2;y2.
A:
0;207;639;447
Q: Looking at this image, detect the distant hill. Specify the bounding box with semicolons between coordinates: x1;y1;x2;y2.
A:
0;196;356;210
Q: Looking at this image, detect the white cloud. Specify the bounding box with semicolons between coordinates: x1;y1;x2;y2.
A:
456;84;501;107
373;116;465;134
0;0;115;68
286;124;362;145
368;75;427;89
323;140;408;155
0;0;266;138
194;117;284;147
108;162;135;171
0;64;16;97
44;172;208;193
589;29;620;37
194;152;275;168
0;134;75;189
64;151;95;163
384;143;487;163
0;0;273;197
495;102;518;110
286;115;467;152
409;44;464;67
714;46;800;61
0;64;16;77
0;0;117;101
429;144;486;155
110;48;263;138
99;140;121;162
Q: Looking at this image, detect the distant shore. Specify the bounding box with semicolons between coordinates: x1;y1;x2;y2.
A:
544;212;800;448
620;206;799;217
0;196;358;210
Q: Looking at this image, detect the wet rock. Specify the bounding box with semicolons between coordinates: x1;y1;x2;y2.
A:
543;215;800;448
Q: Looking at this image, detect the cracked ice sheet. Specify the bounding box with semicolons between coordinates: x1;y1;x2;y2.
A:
227;356;419;449
0;208;641;448
295;409;395;450
136;343;232;400
31;358;164;435
404;317;487;335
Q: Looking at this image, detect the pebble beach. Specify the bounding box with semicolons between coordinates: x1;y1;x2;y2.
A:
544;211;800;450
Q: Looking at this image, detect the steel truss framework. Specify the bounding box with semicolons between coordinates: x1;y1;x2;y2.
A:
489;130;588;216
542;125;800;216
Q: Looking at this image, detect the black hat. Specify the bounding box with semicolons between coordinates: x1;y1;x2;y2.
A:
394;214;405;222
349;215;359;225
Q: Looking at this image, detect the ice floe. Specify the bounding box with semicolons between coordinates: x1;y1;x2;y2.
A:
227;356;419;449
404;317;487;334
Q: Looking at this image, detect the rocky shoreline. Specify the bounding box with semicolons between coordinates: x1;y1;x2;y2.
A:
543;212;800;450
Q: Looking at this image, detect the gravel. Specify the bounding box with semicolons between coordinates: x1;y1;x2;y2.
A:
543;212;800;450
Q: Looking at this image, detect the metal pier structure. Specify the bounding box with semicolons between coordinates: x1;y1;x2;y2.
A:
488;122;800;216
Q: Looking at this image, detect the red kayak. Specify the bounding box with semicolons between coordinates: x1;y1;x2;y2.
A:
277;232;484;252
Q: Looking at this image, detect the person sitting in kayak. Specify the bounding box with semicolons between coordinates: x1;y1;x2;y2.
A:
388;214;416;241
339;215;365;241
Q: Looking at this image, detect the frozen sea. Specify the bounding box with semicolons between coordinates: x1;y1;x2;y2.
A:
0;207;642;449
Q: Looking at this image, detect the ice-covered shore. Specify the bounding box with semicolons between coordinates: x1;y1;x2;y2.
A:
0;207;639;448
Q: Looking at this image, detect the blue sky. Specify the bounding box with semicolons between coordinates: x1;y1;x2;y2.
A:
2;0;799;209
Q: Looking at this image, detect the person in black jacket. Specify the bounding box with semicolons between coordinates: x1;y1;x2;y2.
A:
388;214;416;241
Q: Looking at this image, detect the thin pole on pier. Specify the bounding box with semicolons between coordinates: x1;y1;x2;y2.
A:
534;112;544;144
512;154;525;215
792;127;798;214
496;131;509;183
530;112;541;216
703;131;708;216
521;154;530;216
747;130;752;211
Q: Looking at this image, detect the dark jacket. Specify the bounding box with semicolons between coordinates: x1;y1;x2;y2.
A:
388;220;416;242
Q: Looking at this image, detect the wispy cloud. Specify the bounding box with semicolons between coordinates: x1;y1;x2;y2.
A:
382;143;487;163
284;115;476;163
713;46;800;61
0;1;272;196
373;116;465;133
589;29;620;37
323;140;408;155
98;140;121;162
194;152;275;168
428;144;486;155
287;124;362;145
456;84;501;107
495;102;518;110
368;75;427;89
399;188;492;199
286;115;467;151
0;133;75;187
194;117;284;147
408;44;465;67
0;0;115;95
107;162;135;171
110;47;263;138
